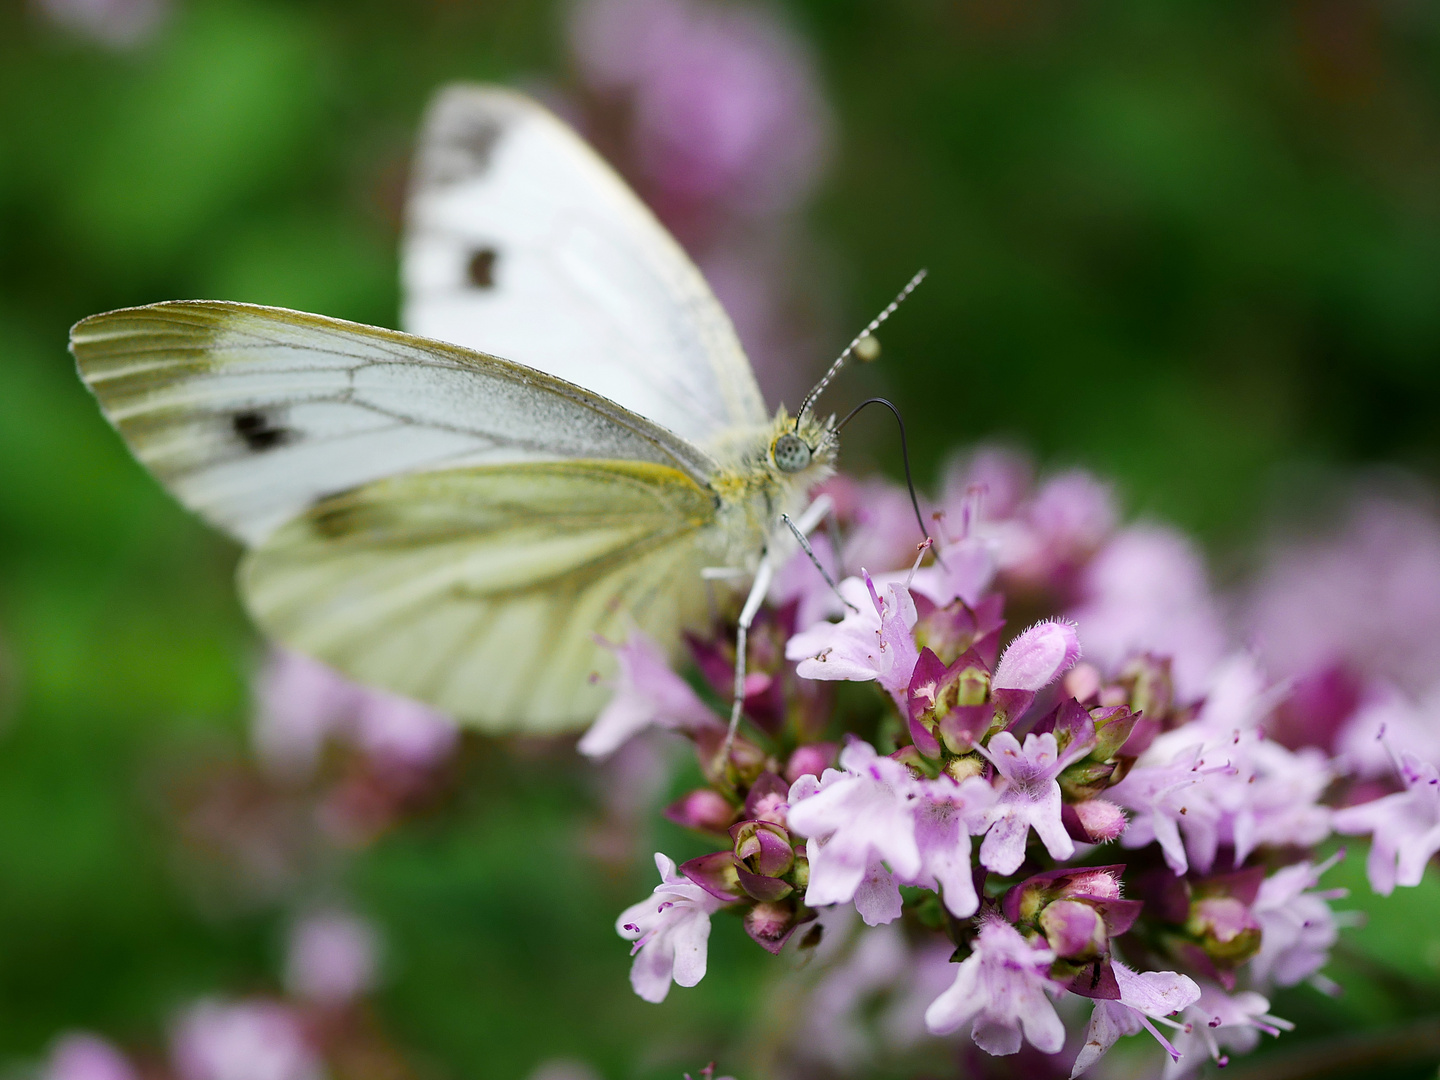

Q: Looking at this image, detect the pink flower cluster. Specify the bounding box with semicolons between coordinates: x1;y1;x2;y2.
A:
598;452;1440;1077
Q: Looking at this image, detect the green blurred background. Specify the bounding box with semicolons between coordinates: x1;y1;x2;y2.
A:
2;1;1440;1078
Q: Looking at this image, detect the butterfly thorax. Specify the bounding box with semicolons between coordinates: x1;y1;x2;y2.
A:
704;408;837;568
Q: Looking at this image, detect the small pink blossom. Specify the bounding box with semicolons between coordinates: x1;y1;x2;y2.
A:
1071;963;1201;1077
787;576;920;711
284;909;380;1005
906;774;996;918
171;1000;321;1080
1162;984;1292;1079
579;631;721;758
1110;740;1223;875
818;475;924;585
617;853;726;1002
1332;751;1440;895
940;447;1034;525
923;915;1065;1055
41;1035;137;1080
786;740;921;924
976;731;1092;875
351;692;457;772
1113;717;1331;875
1249;858;1348;989
907;536;996;609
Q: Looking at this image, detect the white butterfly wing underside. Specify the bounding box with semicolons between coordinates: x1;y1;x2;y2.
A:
403;84;769;446
71;302;725;729
241;462;715;728
71;301;717;544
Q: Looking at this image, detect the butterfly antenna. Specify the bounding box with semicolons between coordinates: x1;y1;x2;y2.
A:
795;268;927;427
822;397;932;553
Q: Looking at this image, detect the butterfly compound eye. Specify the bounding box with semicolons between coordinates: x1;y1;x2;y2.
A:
772;432;812;473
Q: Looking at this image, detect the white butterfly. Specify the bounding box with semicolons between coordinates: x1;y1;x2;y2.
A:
70;85;917;733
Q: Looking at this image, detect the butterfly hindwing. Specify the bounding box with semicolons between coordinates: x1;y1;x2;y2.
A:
70;300;719;545
403;84;769;446
239;460;718;729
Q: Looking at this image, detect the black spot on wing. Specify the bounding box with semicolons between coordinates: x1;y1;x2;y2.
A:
467;247;498;289
232;410;293;453
428;116;505;185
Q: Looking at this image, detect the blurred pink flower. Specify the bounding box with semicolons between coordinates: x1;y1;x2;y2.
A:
171;1000;322;1080
796;923;911;1068
940;447;1034;525
1249;858;1346;990
820;475;931;581
569;0;831;217
580;631;722;758
1246;493;1440;698
1069;525;1229;698
1332;751;1440;895
938;451;1116;600
41;1034;137;1080
771;531;846;630
285;909;380;1005
252;650;456;777
1336;682;1440;778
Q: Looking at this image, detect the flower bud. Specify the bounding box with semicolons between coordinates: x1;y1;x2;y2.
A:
663;789;737;835
1186;897;1262;967
679;851;743;902
696;728;768;786
1088;705;1139;762
731;820;794;878
730;820;795;901
1116;653;1174;723
744;899;812;954
1058;759;1116;801
907;647;994;756
1039;899;1107;960
784;743;836;783
743;772;789;825
1061;798;1128;843
993;620;1081;692
1002;865;1130;925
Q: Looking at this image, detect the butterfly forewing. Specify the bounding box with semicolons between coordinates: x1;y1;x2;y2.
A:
239;461;717;729
403;84;769;446
71;301;719;545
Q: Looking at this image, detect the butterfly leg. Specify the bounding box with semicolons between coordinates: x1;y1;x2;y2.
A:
781;507;858;614
717;494;837;769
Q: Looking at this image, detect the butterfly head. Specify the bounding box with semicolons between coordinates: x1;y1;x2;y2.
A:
767;408;836;480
